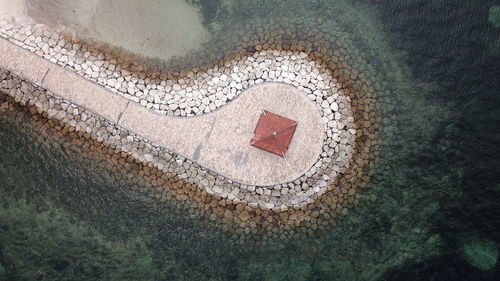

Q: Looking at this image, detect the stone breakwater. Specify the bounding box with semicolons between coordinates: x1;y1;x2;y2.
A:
0;18;380;240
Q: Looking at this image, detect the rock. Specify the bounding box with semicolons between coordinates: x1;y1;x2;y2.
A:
463;238;499;271
330;102;338;111
238;210;250;221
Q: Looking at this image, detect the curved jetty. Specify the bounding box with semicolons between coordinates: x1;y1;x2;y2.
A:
0;18;380;239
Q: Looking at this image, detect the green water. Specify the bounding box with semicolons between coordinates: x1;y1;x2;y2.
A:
1;0;500;280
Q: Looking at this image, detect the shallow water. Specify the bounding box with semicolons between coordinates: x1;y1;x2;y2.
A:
1;0;500;280
24;0;209;61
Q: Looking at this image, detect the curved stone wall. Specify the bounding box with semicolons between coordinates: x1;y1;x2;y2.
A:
0;17;381;240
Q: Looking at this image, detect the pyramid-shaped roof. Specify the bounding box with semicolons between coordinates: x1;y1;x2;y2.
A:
250;110;298;157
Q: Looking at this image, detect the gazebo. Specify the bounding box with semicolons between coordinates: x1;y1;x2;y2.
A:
250;110;298;157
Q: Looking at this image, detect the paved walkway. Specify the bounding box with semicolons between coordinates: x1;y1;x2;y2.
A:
0;38;324;186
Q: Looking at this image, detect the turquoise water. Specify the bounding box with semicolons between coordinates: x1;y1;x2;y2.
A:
1;0;500;280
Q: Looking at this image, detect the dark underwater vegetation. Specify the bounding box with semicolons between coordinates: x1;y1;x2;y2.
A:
1;0;500;280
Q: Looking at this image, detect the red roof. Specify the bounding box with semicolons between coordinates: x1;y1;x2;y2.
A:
250;110;298;157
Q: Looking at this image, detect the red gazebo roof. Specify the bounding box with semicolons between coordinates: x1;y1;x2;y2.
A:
250;110;298;157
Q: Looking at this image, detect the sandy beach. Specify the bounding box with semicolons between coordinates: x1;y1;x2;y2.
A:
2;0;209;62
